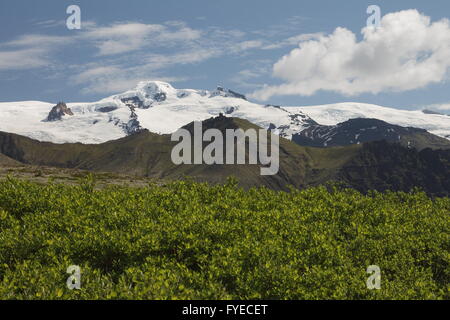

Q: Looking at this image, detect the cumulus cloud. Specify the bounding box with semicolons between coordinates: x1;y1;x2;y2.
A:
251;10;450;101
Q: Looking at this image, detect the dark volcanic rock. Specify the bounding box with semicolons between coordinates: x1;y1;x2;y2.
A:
46;102;74;121
153;92;167;102
97;106;118;113
121;108;144;135
121;97;146;109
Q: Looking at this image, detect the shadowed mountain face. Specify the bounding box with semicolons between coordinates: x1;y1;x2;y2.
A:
338;141;450;197
0;116;449;196
292;118;450;150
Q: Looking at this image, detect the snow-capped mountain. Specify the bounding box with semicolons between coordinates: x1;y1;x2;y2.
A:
290;103;450;140
0;81;449;145
0;81;316;144
292;118;450;150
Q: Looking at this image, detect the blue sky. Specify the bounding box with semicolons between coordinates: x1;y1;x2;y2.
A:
0;0;450;111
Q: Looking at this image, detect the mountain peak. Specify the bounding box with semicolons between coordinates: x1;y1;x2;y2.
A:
114;80;177;109
46;102;74;122
210;86;247;100
134;80;175;92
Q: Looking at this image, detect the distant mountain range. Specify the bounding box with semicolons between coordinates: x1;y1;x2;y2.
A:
292;118;450;150
289;102;450;140
0;116;449;196
1;81;450;195
0;81;449;148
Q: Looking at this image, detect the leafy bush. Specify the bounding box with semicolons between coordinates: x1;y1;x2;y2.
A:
0;176;448;299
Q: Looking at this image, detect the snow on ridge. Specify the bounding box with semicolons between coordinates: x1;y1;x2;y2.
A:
287;102;450;139
1;82;449;144
0;81;313;144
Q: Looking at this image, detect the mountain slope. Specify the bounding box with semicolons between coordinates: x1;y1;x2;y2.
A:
0;153;21;167
0;116;313;190
338;141;450;197
1;116;449;196
292;118;450;150
291;102;450;139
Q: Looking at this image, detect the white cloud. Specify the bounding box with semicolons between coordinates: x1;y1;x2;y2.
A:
0;21;206;70
1;17;313;95
33;19;66;29
232;40;264;52
0;14;273;78
262;33;323;50
78;74;188;95
231;70;266;89
251;10;450;101
69;48;213;95
4;34;72;47
80;77;146;95
82;23;165;55
0;48;49;70
425;103;450;111
143;48;220;69
70;66;122;84
82;22;202;56
69;24;247;94
252;15;309;38
0;34;74;71
230;60;272;88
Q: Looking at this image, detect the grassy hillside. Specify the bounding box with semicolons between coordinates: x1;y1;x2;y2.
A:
0;177;448;299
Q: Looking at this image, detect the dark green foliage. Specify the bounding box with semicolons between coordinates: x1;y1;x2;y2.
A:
0;176;448;299
341;141;450;197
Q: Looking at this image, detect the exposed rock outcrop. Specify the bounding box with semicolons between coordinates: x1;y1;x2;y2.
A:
47;102;74;121
210;86;247;100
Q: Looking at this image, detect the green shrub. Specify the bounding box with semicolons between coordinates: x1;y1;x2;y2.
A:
0;177;448;299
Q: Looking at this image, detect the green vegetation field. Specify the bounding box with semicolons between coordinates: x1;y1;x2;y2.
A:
0;176;448;299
